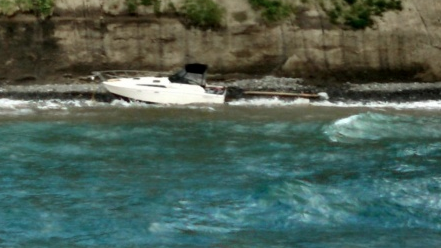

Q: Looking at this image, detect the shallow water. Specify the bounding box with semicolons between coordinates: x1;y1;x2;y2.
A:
0;98;440;247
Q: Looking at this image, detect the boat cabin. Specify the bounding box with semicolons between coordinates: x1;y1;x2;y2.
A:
168;63;208;85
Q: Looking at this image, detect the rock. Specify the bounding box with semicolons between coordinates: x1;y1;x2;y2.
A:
0;0;441;84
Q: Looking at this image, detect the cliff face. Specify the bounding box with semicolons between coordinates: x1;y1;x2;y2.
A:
0;0;440;84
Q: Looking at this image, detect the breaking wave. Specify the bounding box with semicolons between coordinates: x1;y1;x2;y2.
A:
0;98;440;117
228;97;311;106
314;100;441;110
324;112;441;143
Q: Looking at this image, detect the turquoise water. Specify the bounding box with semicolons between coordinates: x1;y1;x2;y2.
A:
0;99;441;247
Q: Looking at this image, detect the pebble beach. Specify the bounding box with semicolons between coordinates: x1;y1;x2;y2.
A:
1;76;441;102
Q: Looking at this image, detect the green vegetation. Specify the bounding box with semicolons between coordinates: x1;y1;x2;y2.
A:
181;0;225;29
114;0;227;29
0;0;53;19
124;0;226;29
248;0;294;23
0;0;402;30
0;0;19;16
34;0;54;18
126;0;161;15
321;0;402;29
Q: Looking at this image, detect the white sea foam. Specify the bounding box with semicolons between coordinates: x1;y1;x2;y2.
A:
0;97;440;115
228;97;311;106
313;100;441;110
0;99;101;116
0;98;31;109
0;99;35;115
229;98;441;109
0;98;221;116
324;112;441;143
109;99;150;107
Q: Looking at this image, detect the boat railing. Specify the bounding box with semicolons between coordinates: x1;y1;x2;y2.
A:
92;70;166;82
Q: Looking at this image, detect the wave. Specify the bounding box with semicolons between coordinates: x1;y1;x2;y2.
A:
0;98;217;114
228;97;311;106
324;112;441;143
244;175;441;231
0;98;440;116
314;100;441;110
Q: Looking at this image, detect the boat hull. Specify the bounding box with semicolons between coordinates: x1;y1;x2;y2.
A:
103;80;225;105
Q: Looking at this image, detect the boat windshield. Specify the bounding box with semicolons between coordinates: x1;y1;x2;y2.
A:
168;64;207;85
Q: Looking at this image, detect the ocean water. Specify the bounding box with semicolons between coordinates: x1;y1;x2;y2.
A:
0;98;441;247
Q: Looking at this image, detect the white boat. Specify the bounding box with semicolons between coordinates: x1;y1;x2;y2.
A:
93;64;226;104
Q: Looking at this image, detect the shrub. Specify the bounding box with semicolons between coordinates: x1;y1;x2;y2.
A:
248;0;294;23
0;0;53;19
126;0;138;13
323;0;402;29
182;0;225;29
16;0;33;11
34;0;54;18
126;0;161;15
0;0;18;16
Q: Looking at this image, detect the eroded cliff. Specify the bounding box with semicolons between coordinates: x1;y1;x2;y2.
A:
0;0;440;84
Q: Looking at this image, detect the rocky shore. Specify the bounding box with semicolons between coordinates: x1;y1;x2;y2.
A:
1;76;441;103
0;83;114;102
222;77;441;102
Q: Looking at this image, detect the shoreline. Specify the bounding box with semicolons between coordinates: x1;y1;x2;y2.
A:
0;78;441;103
